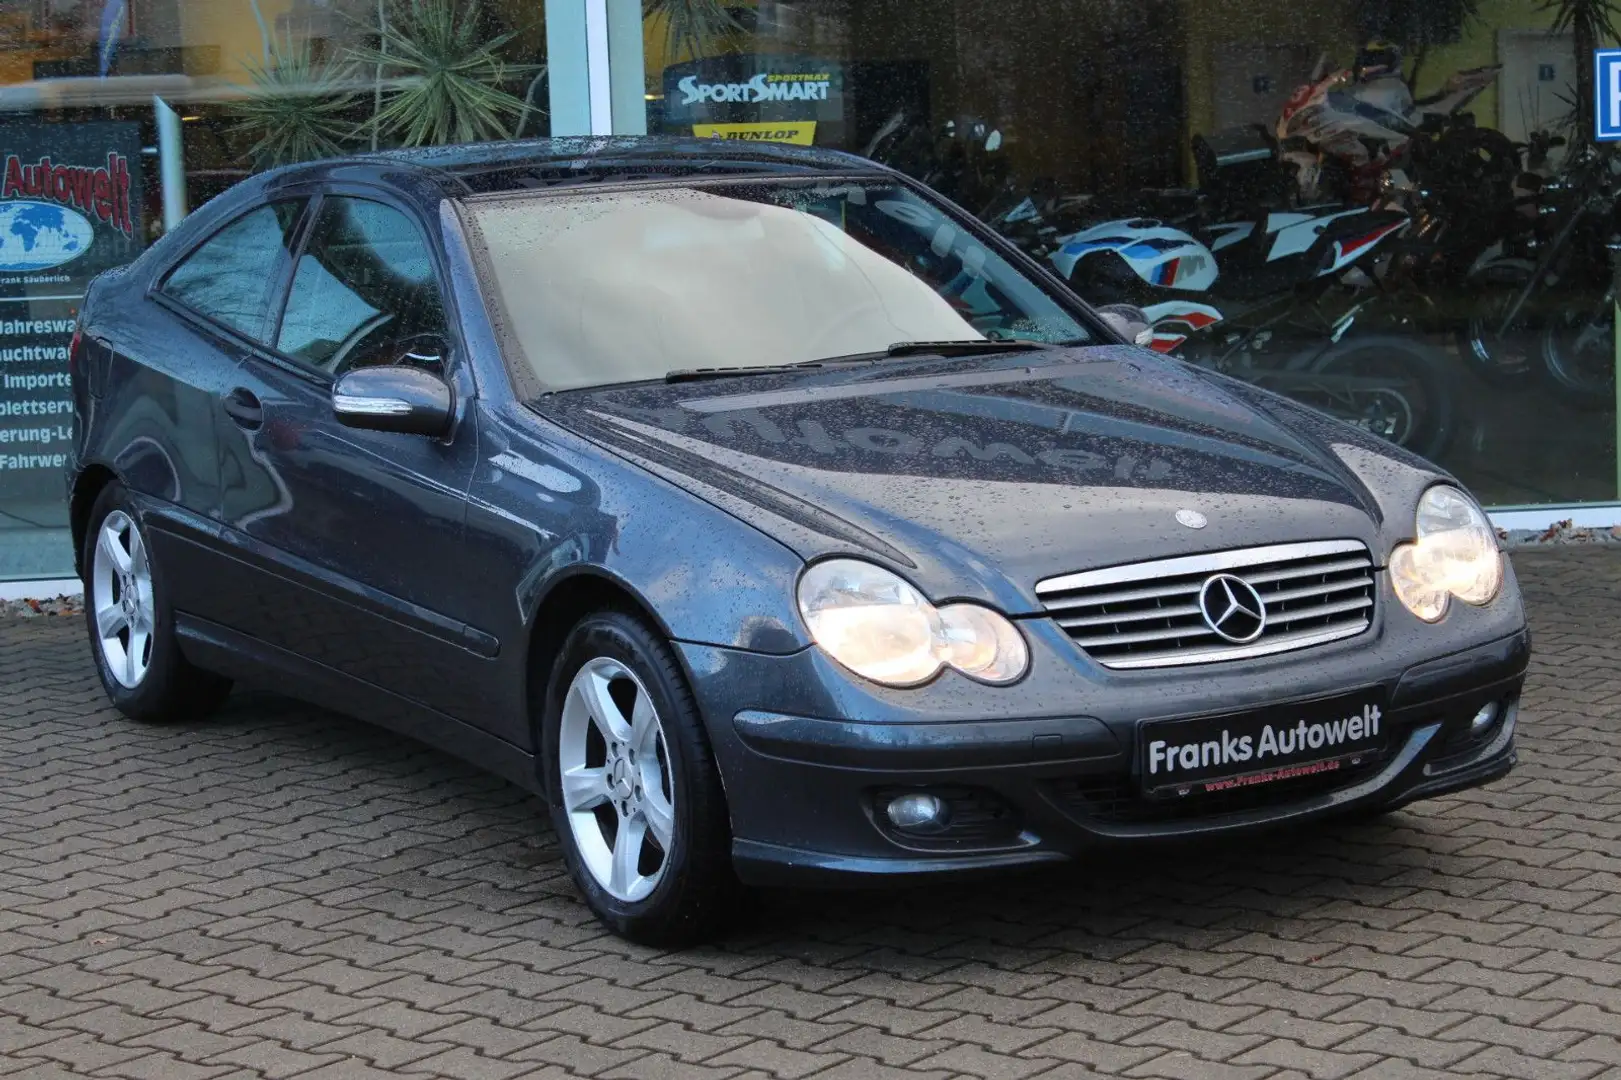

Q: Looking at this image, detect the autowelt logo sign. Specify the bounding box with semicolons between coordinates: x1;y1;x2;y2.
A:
0;152;135;274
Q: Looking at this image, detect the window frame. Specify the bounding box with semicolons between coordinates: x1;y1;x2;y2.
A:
265;187;463;386
152;197;313;347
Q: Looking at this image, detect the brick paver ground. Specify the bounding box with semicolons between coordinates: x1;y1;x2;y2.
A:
0;548;1617;1080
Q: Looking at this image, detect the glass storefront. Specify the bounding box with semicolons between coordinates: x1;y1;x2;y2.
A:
0;0;548;580
643;0;1619;513
1;0;1616;581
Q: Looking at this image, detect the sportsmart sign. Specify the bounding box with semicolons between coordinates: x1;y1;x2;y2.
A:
660;56;844;148
676;72;834;106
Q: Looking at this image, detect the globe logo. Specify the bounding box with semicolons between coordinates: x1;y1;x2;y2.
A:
0;200;93;273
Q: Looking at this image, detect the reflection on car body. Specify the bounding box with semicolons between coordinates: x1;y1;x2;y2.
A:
67;137;1527;945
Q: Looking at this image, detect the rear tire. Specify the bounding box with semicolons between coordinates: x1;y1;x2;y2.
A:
81;483;232;723
541;611;738;946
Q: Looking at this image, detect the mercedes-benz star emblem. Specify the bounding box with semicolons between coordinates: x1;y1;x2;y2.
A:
1176;508;1208;529
1198;574;1267;644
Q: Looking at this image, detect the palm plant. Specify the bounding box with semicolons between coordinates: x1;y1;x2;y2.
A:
347;0;538;147
229;34;358;171
1541;0;1621;138
644;0;747;62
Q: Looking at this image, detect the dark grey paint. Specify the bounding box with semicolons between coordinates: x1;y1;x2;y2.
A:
67;138;1528;885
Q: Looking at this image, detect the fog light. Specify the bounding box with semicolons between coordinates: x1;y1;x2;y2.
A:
886;793;947;831
1470;701;1499;735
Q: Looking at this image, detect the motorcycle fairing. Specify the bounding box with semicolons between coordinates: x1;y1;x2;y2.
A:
1050;219;1220;291
1140;299;1226;353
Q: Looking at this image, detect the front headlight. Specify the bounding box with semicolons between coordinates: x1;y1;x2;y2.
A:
797;559;1030;687
1390;485;1503;622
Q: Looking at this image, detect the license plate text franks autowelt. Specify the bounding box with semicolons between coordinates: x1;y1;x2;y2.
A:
1147;704;1383;777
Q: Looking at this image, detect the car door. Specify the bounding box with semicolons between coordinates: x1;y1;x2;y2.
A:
131;198;309;622
211;188;494;722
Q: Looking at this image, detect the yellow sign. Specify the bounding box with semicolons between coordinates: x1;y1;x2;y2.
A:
692;122;818;146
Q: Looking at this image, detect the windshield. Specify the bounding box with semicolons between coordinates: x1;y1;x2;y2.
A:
463;178;1093;391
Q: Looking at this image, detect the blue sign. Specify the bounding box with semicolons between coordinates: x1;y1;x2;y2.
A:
1597;50;1621;141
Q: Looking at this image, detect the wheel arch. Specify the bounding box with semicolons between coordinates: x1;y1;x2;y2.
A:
523;567;682;786
69;463;121;578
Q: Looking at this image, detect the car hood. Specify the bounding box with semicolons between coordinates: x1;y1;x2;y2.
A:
533;346;1446;613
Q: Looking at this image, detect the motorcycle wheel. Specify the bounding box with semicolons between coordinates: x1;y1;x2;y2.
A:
1456;283;1537;388
1299;335;1456;462
1539;304;1616;412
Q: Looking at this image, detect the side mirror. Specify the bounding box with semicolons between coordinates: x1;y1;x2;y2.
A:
1096;303;1154;348
332;365;453;437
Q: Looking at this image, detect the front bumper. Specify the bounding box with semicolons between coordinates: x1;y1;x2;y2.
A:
680;625;1528;888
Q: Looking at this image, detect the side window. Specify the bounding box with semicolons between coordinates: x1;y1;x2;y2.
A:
275;197;449;376
162;201;305;339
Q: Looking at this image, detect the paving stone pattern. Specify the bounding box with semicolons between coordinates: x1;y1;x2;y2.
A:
0;548;1618;1079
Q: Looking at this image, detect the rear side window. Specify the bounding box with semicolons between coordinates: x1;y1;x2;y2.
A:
162;201;305;339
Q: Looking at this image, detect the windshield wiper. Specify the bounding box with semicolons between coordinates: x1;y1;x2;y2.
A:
808;340;1052;364
887;340;1051;357
665;361;825;383
664;340;1052;383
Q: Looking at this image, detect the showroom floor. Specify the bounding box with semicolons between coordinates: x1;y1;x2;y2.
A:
0;548;1616;1080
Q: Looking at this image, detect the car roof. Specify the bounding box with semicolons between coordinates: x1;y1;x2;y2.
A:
284;136;890;199
140;137;897;278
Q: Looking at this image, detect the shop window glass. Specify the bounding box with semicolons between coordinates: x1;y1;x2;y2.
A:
643;0;1620;510
0;0;543;582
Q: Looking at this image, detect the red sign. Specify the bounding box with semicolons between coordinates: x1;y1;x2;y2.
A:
1;152;134;239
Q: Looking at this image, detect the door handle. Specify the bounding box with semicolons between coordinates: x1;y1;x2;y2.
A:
223;387;264;429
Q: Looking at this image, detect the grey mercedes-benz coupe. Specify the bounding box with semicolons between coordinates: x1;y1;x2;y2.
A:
68;138;1526;943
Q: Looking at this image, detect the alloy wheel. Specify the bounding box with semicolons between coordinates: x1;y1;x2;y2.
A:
558;657;675;903
91;511;155;690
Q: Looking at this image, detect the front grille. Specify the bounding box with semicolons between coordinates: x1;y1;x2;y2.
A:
1051;757;1386;824
1036;540;1376;670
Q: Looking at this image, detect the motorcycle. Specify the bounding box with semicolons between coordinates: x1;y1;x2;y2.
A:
864;109;1016;222
1048;203;1455;460
1273;54;1582;401
1276;53;1502;205
1462;143;1621;409
861;102;1456;454
1369;129;1557;389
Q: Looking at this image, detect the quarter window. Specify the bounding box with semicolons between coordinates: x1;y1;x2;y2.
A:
162;201;305;339
276;197;449;375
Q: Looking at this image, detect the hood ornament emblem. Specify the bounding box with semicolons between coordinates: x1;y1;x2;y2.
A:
1199;574;1267;644
1175;508;1208;529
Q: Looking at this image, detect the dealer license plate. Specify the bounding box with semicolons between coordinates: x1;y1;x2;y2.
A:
1139;690;1389;799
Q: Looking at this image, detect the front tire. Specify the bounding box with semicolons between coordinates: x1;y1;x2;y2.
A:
542;611;737;946
81;483;232;723
1539;303;1616;411
1302;335;1456;462
1456;280;1537;388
